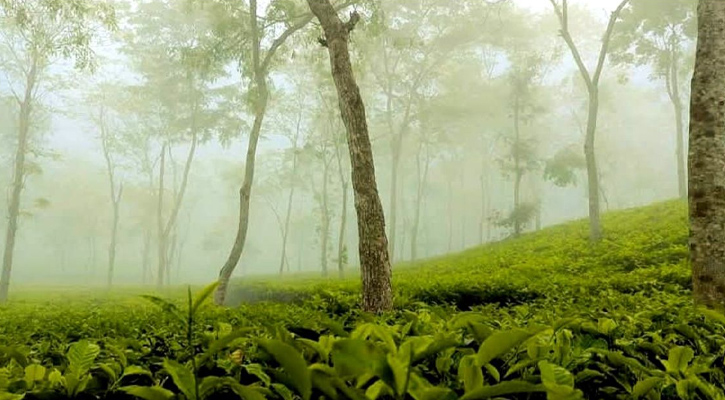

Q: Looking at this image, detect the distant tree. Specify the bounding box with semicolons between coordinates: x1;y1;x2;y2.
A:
0;0;114;302
307;0;393;313
688;0;725;308
611;0;696;201
549;0;630;242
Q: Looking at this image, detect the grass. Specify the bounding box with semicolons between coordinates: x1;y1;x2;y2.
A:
4;199;724;400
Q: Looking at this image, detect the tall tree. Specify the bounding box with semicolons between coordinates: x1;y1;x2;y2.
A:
307;0;393;312
549;0;630;241
611;0;696;200
0;0;114;302
209;0;345;304
95;101;124;288
688;0;725;308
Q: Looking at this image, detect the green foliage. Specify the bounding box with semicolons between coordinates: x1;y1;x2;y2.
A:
2;201;724;399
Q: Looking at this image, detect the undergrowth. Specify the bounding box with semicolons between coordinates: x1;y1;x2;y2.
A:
3;200;721;399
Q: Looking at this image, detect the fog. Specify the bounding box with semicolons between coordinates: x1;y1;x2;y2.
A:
0;0;693;288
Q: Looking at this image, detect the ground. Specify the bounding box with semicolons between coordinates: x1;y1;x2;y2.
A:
2;200;724;399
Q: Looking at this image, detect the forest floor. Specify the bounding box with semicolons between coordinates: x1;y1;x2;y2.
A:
2;199;724;399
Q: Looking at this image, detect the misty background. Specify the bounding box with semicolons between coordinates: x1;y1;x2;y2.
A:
0;0;690;286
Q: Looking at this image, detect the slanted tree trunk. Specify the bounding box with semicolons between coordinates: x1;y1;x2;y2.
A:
688;0;725;309
0;54;38;303
665;37;687;201
315;157;333;276
215;0;317;304
307;0;393;312
156;144;167;289
550;0;630;242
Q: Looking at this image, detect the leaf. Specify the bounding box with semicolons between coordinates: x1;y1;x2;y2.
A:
631;377;663;398
162;359;196;400
191;281;219;316
196;328;253;365
121;385;175;400
199;376;266;400
140;295;184;323
66;340;100;376
258;339;311;400
539;361;574;387
477;327;546;366
663;346;694;373
24;364;46;385
271;383;295;400
460;381;546;399
332;339;386;378
458;355;483;393
244;364;271;386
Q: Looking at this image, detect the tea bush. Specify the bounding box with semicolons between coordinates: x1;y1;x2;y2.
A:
4;200;724;399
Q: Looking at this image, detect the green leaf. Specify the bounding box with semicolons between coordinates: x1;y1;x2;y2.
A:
120;385;175;400
191;281;219;316
631;377;663;398
196;328;253;365
66;340;100;376
199;376;265;400
332;339;386;378
460;381;546;399
539;361;574;387
162;359;196;400
140;295;184;323
258;339;311;400
271;383;295;400
477;327;546;366
458;355;483;393
24;364;46;386
663;346;694;373
244;364;271;386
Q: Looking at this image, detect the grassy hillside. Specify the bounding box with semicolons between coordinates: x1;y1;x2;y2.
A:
5;200;725;399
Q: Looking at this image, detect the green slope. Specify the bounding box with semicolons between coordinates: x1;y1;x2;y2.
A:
228;199;690;310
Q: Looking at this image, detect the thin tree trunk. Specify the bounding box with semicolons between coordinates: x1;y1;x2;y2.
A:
334;133;349;278
100;106;123;288
665;40;687;201
307;0;393;312
447;178;453;253
513;94;523;238
688;0;725;308
318;158;332;276
0;55;37;303
279;118;301;275
156;144;167;290
411;140;430;261
142;229;151;285
550;0;629;242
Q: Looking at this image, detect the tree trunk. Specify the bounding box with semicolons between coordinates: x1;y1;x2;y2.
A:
411;140;430;261
307;0;393;312
388;137;401;263
142;229;151;285
550;0;629;242
100;107;123;288
688;0;725;309
513;95;523;238
319;159;332;276
447;179;454;252
279;121;301;275
0;56;37;303
583;89;602;241
156;144;167;289
334;132;349;277
666;41;687;201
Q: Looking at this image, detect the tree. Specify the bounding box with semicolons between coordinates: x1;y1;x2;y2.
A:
96;100;124;288
307;0;393;312
209;0;345;304
688;0;725;308
0;0;114;302
611;0;696;201
549;0;630;241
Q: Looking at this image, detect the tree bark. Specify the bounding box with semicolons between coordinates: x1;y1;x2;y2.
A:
333;126;349;277
550;0;629;241
689;0;725;309
307;0;393;312
0;54;37;303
